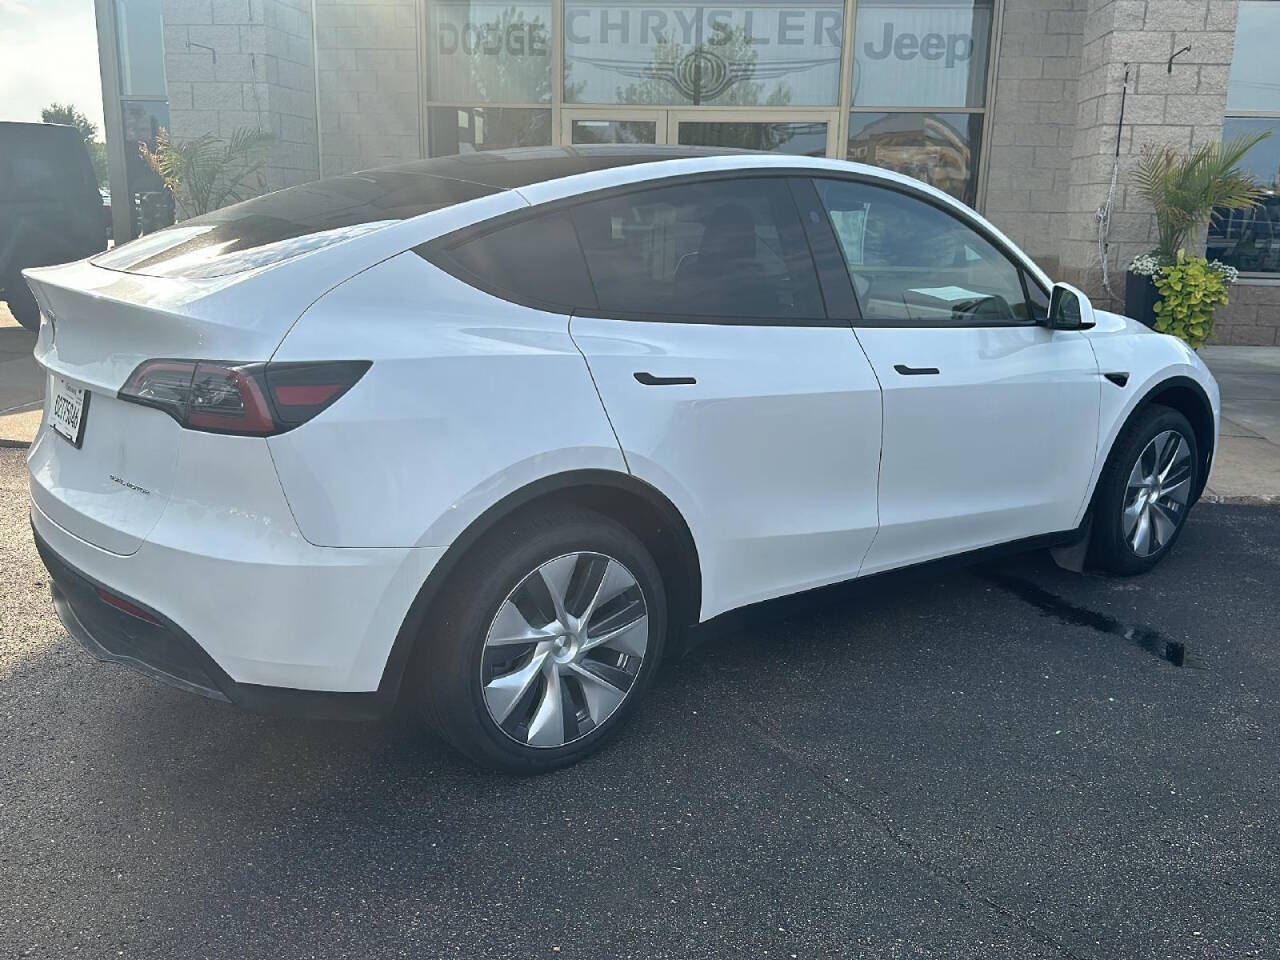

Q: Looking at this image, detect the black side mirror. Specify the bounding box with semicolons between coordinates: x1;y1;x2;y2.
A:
1048;282;1096;331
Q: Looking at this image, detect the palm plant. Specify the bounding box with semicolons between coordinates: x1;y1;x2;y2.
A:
140;127;275;218
1133;133;1269;261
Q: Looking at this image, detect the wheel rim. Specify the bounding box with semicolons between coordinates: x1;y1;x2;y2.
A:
481;552;649;749
1122;429;1193;558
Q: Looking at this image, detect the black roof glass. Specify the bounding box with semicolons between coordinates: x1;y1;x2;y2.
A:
91;146;741;279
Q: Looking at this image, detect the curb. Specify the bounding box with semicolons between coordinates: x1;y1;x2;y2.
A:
1202;494;1280;506
0;438;31;449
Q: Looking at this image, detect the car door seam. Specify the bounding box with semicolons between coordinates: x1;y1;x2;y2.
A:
567;312;632;475
849;326;885;575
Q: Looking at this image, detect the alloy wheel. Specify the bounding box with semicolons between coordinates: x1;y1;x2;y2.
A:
1122;429;1193;557
481;552;649;748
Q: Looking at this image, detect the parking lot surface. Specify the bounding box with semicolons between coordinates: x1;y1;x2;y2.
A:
2;446;1278;959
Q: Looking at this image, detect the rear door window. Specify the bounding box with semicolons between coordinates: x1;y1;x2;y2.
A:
569;177;826;323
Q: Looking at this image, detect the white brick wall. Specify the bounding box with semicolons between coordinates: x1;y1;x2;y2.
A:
985;0;1088;276
314;0;420;176
163;0;319;195
980;0;1280;347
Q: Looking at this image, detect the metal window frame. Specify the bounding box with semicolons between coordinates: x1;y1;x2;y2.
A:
419;0;1003;213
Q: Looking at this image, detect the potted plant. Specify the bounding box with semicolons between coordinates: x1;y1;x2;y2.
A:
1125;133;1268;343
139;126;274;219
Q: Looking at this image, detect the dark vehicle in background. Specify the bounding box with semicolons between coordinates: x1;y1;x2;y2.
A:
0;122;107;331
1208;194;1280;274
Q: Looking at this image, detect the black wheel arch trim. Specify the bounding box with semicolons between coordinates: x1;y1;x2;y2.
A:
378;468;704;707
1097;374;1215;506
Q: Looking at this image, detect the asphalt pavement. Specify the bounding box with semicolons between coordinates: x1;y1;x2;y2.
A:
2;446;1279;959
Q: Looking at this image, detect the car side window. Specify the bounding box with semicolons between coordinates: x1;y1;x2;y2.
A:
569;177;825;323
813;178;1035;326
437;210;597;312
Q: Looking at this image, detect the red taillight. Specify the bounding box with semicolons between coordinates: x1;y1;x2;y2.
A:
119;359;370;436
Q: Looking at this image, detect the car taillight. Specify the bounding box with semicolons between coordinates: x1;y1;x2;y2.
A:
119;359;370;436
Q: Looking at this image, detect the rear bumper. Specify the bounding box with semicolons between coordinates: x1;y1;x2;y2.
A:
32;519;420;720
30;491;446;717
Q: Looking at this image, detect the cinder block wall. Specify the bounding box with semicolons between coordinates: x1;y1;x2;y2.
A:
314;0;420;176
1061;0;1239;308
162;0;318;195
984;0;1088;278
984;0;1277;343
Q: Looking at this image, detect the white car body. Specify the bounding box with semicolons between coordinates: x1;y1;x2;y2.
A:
24;148;1220;718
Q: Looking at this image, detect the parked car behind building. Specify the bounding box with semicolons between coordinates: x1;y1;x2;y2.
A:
0;122;107;330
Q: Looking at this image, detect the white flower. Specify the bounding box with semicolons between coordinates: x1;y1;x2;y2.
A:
1128;253;1162;277
1208;259;1239;285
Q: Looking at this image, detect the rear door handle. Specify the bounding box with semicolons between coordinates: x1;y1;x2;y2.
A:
893;364;940;376
634;372;696;386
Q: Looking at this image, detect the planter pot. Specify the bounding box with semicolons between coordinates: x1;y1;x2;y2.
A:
1124;271;1160;329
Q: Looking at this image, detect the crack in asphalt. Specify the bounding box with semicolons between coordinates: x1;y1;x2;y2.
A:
741;719;1088;960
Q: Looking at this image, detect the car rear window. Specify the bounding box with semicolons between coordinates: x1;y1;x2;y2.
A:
92;169;501;278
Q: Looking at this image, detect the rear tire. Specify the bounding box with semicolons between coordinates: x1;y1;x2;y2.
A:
1090;405;1199;575
3;271;39;331
417;507;667;773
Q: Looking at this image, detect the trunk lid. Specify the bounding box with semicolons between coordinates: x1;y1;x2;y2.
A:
24;259;300;555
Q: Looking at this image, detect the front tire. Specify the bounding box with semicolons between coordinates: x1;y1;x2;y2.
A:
1090;405;1199;575
418;507;667;773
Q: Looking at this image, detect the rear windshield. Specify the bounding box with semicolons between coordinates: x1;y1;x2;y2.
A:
93;169;501;278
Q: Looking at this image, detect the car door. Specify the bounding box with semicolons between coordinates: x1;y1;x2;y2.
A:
810;176;1102;575
567;175;883;620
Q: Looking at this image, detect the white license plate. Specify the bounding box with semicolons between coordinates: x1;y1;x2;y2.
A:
49;377;90;448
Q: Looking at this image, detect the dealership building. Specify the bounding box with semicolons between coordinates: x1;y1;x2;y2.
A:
94;0;1279;342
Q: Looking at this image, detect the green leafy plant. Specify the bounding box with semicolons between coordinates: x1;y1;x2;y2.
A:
1133;133;1269;261
1151;250;1230;349
139;127;274;218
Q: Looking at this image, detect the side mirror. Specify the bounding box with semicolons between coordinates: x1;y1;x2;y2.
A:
1047;282;1096;331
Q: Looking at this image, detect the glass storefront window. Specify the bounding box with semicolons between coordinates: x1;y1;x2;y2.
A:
114;0;167;98
563;1;845;106
1227;0;1280;111
427;1;553;103
851;0;992;107
845;112;982;205
678;120;829;155
428;106;554;156
420;1;1001;208
571;119;660;143
1215;1;1280;274
1208;118;1280;275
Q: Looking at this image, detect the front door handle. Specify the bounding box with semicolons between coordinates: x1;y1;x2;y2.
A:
634;372;697;386
893;364;940;376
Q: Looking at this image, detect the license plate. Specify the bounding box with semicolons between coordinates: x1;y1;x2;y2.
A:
49;377;90;448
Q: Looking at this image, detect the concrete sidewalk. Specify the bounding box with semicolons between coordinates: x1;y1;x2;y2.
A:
0;304;42;448
1;304;1276;498
1200;346;1280;503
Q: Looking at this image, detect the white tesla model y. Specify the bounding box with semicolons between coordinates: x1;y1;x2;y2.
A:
25;147;1219;772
